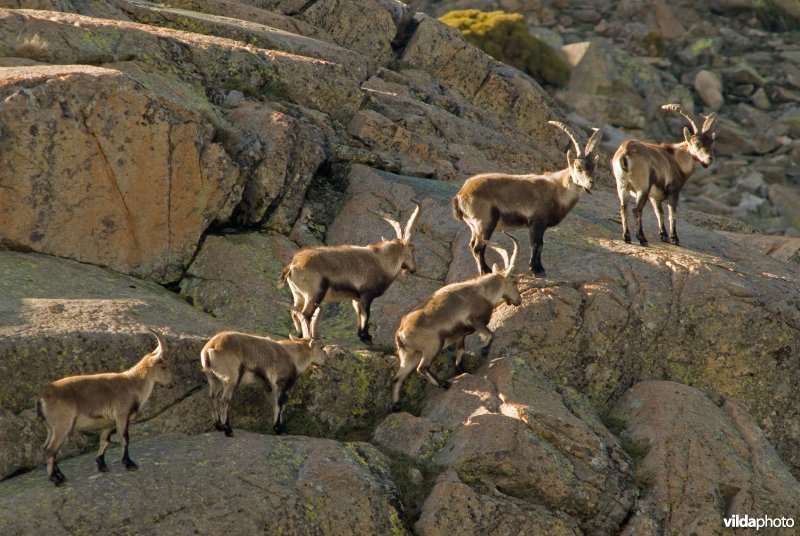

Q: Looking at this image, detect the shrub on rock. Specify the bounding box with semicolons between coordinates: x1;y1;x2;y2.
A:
439;9;569;86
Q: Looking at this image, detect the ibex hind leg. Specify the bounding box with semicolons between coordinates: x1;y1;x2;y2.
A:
633;192;649;246
391;346;420;411
454;337;467;374
617;186;632;244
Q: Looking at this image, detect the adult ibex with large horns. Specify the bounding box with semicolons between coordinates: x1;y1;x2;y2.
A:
279;203;421;343
612;103;717;246
453;121;602;277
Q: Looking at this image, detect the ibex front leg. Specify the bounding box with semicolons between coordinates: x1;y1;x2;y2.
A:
667;194;680;245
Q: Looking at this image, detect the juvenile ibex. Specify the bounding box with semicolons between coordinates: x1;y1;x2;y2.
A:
612;104;717;246
200;315;341;436
37;328;174;486
279;203;421;343
453;121;602;276
391;235;521;411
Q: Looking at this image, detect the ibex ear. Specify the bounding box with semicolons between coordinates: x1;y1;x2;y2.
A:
683;127;692;143
566;149;574;168
701;113;717;133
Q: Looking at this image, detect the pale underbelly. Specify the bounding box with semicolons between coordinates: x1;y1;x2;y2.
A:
74;414;120;431
323;288;360;302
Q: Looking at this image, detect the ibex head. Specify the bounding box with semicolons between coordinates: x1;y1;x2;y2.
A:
144;327;175;388
662;104;717;168
488;233;522;306
549;121;602;193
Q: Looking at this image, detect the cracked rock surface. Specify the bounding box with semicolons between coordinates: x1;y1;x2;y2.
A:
0;432;406;535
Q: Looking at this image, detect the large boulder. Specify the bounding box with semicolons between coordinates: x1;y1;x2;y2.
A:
0;65;240;283
610;381;800;534
375;357;637;534
0;250;225;479
417;470;581;535
135;0;336;42
0;432;407;535
226;102;332;230
115;0;375;77
0;10;365;122
399;13;566;156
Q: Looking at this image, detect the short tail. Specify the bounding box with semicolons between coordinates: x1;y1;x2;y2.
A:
278;265;291;288
451;196;464;221
619;154;630;173
36;398;43;420
200;347;213;372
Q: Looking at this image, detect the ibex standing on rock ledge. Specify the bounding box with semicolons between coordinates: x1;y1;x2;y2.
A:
279;203;421;343
37;328;174;486
612;104;717;246
453;121;602;277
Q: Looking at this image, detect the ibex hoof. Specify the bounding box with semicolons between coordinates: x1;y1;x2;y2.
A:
455;364;466;374
670;236;680;246
96;457;108;473
659;233;669;242
390;401;402;412
273;424;288;435
50;472;66;486
623;235;631;244
214;421;225;432
123;460;138;471
223;424;234;437
638;239;649;247
359;333;373;345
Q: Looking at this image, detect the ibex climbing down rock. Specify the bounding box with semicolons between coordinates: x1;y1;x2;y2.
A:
453;121;602;277
391;235;521;411
612;104;717;246
279;203;421;343
37;328;174;486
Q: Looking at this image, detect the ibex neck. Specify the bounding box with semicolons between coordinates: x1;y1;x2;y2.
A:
670;141;698;180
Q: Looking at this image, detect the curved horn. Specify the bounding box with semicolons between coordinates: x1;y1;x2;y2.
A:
487;242;509;272
146;326;166;358
368;208;403;239
278;302;310;339
584;128;602;156
548;120;583;158
701;112;717;133
661;104;699;134
504;232;518;276
403;202;421;242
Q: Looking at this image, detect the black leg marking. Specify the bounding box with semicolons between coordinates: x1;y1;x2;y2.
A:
121;428;137;471
96;455;108;473
358;295;374;343
529;225;546;276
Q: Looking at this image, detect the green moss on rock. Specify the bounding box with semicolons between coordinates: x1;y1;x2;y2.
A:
439;9;569;87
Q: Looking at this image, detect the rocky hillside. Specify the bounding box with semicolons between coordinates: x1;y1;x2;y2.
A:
421;0;800;237
0;0;799;534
